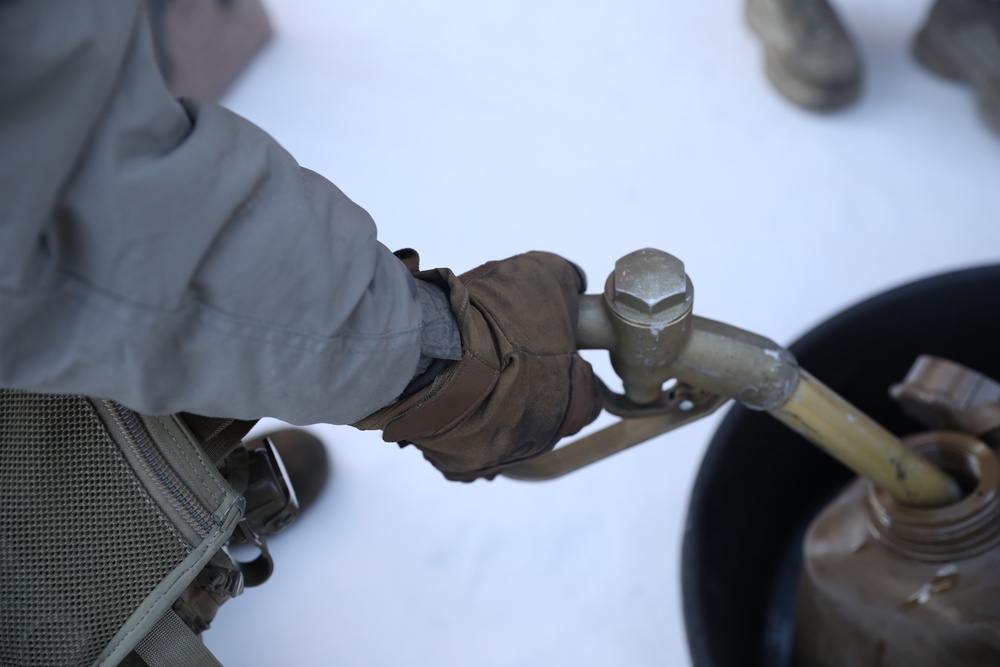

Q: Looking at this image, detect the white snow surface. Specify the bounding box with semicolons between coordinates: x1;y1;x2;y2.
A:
207;0;1000;664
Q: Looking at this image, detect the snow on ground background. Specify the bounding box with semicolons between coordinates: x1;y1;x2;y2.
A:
207;0;999;664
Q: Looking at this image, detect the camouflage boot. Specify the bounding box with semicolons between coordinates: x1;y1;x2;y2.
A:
746;0;862;110
913;0;1000;135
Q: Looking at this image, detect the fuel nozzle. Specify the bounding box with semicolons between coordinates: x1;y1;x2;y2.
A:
579;248;796;411
524;248;960;507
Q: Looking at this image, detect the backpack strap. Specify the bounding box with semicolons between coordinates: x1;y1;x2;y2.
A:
135;609;223;667
178;414;256;466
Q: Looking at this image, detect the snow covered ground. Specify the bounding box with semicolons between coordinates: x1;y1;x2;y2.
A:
207;0;1000;664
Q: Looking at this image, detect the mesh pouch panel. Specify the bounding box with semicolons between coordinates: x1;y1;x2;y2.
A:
0;391;189;667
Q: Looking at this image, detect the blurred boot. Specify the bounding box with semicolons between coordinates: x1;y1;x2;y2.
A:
746;0;862;110
913;0;1000;135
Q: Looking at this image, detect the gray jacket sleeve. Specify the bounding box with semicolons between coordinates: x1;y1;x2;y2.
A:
0;0;458;425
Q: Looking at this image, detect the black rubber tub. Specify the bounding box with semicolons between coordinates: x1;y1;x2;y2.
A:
682;264;1000;667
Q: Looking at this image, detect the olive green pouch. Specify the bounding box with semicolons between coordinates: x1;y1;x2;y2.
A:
0;390;248;666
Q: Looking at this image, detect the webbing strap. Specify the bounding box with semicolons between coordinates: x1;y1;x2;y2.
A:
179;414;256;466
134;609;224;667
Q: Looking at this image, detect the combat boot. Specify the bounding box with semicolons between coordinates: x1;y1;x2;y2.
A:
246;428;331;525
229;428;332;541
913;0;1000;135
746;0;862;110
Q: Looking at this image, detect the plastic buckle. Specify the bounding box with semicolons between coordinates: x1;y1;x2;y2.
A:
243;436;300;535
198;563;245;598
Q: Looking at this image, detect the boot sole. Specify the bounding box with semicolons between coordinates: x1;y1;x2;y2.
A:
763;50;861;111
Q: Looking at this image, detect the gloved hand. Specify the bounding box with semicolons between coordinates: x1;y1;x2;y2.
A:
353;252;603;481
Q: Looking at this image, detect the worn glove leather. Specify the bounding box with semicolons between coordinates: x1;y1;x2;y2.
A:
353;252;603;481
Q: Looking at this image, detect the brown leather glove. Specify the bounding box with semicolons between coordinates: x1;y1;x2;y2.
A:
353;252;603;481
